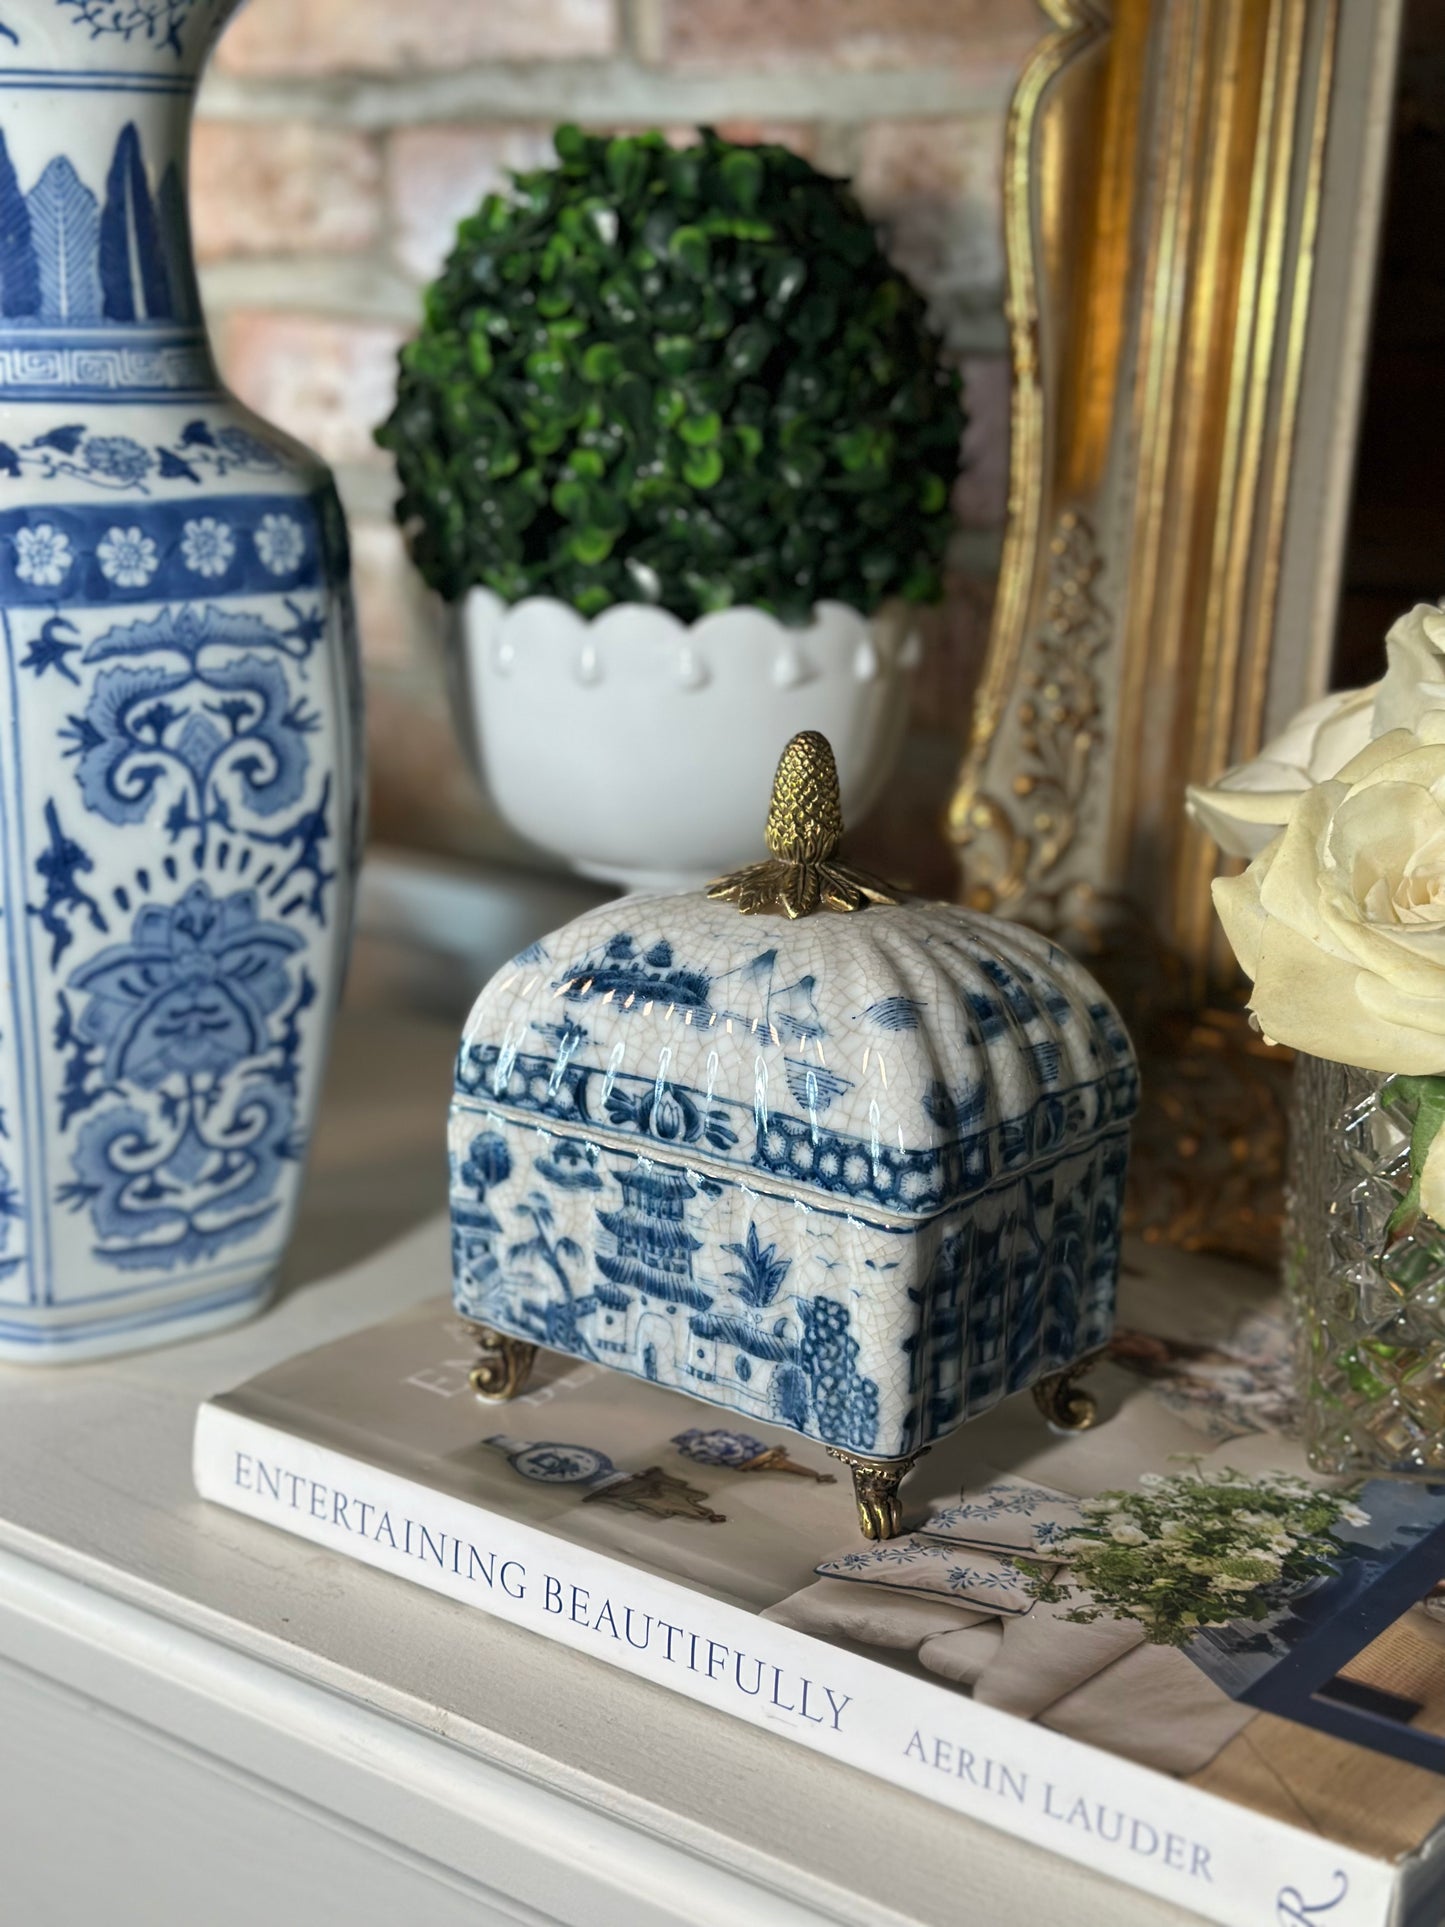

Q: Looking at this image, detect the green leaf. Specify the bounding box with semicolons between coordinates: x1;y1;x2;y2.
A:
551;478;591;521
525;347;570;391
719;148;763;213
467;331;494;379
569;526;616;565
917;472;948;514
554;124;587;167
587;202;620;249
538;232;575;283
778;446;825;490
653;386;687;431
716;216;774;243
612;376;652;440
791;291;838;345
669;224;711;280
654;335;698;376
605;136;649;203
689;573;734;614
683;446;724;489
724;321;775;378
663;146;703;203
1384;1073;1445;1242
763;255;808;309
598;274;641;327
696;289;735;340
581;341;622;384
678;410;721;447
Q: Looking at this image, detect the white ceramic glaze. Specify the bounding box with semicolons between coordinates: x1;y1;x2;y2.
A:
459;591;921;892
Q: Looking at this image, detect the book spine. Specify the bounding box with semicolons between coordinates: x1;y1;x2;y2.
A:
194;1402;1394;1927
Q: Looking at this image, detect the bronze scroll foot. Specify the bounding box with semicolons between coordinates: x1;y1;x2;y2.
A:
825;1447;925;1541
467;1324;537;1401
1032;1357;1100;1432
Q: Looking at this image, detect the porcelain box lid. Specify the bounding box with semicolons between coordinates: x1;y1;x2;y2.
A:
453;735;1137;1226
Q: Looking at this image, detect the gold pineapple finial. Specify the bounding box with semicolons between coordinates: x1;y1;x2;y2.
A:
707;730;901;920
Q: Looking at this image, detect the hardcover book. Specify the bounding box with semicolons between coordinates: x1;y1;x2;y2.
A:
194;1234;1445;1927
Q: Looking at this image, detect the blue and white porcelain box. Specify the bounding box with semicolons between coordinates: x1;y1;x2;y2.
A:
449;734;1138;1536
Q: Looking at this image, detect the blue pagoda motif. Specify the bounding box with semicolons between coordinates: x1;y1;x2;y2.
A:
594;1166;712;1313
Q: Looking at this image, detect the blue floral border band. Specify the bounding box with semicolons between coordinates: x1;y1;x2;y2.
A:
456;1042;1140;1222
0;493;324;604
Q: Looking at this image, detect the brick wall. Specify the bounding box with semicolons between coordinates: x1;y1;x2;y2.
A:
194;0;1036;892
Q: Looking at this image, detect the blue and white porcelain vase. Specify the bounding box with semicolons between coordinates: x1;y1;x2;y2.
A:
0;1;361;1360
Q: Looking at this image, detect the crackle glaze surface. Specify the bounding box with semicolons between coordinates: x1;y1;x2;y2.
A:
0;1;361;1358
450;894;1137;1458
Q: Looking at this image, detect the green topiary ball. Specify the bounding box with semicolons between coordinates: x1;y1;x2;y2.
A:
376;125;965;626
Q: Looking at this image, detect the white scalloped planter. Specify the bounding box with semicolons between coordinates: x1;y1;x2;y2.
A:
459;593;922;891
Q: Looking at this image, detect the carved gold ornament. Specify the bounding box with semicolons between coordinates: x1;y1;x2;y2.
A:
708;730;900;920
953;511;1108;920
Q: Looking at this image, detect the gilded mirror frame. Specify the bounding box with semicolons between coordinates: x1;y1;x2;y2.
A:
948;0;1403;1259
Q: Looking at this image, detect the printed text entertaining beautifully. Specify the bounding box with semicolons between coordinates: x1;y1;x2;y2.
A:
232;1449;853;1729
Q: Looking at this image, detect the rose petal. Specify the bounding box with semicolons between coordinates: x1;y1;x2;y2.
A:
1376;604;1445;735
1212;868;1269;978
1186;779;1305;859
1187;688;1375;857
1247;920;1445;1071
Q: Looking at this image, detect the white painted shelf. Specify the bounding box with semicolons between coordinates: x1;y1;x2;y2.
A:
0;962;1195;1927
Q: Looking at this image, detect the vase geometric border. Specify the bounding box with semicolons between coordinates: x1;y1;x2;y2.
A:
0;332;214;399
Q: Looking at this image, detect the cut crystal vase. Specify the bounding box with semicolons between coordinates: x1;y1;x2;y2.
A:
1285;1053;1445;1474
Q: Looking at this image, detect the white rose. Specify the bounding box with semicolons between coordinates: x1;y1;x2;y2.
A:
1109;1524;1147;1545
1375;603;1445;734
1213;715;1445;1218
1187;604;1445;858
1187;686;1375;859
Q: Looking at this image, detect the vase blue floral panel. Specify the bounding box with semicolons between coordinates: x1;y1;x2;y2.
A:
0;0;362;1358
450;896;1138;1460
